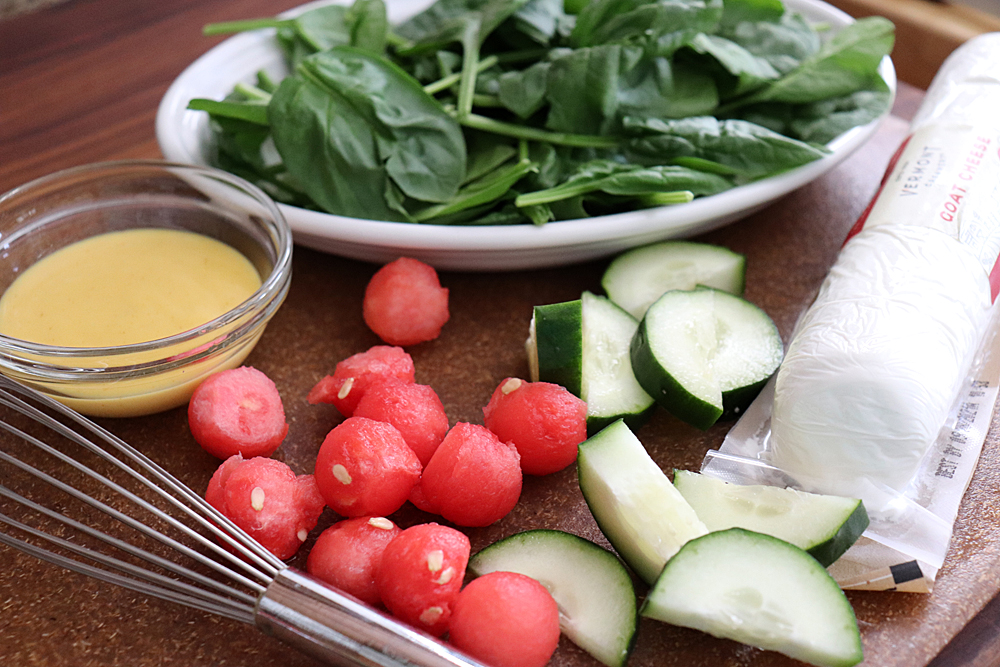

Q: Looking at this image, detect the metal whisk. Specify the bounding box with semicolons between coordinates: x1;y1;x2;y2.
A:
0;374;484;667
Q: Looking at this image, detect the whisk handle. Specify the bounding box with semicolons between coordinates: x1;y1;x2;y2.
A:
256;568;487;667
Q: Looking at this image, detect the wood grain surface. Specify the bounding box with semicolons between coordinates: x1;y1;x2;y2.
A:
2;2;1000;667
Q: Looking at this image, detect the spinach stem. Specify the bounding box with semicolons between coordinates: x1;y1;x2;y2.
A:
424;55;498;96
235;82;273;102
187;98;269;125
203;18;288;35
256;70;279;93
472;94;504;108
456;23;482;118
639;191;696;206
516;182;598;207
460;114;619;149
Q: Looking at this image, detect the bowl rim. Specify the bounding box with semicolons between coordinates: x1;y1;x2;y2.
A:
0;159;294;360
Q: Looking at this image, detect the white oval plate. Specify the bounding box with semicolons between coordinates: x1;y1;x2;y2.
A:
157;0;896;271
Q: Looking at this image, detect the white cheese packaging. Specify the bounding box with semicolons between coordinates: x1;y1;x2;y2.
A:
703;32;1000;591
768;225;993;496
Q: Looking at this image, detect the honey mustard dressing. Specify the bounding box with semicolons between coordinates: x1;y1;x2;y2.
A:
0;228;262;347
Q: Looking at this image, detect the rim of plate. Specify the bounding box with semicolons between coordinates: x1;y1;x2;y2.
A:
157;0;897;262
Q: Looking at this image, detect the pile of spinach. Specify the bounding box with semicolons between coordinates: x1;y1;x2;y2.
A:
188;0;894;225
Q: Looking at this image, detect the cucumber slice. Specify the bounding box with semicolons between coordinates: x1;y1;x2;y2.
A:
673;470;869;567
641;528;863;667
527;299;583;395
630;287;783;430
602;241;746;320
577;419;707;584
528;292;655;434
468;529;638;667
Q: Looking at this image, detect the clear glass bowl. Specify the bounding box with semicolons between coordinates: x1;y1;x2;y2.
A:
0;160;293;417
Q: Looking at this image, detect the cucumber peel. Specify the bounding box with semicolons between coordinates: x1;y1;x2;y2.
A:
673;470;869;567
528;292;655;434
527;299;583;395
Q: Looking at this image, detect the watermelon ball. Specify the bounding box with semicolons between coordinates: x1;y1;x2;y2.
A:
205;455;325;560
308;345;415;417
363;257;449;347
315;416;422;518
448;571;561;667
188;366;289;459
306;516;402;607
407;481;440;515
420;423;522;527
375;523;470;637
483;377;587;476
354;378;450;466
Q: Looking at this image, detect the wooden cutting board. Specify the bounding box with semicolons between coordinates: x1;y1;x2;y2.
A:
3;110;1000;667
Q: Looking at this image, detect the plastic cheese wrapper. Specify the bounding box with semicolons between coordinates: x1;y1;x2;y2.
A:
701;33;1000;593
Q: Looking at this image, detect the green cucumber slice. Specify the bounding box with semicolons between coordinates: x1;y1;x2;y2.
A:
630;287;783;429
642;528;863;667
673;470;869;567
577;419;707;584
528;292;655;434
602;241;746;319
468;529;638;667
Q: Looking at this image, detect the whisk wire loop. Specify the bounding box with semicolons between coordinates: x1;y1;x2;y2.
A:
0;405;275;591
0;482;259;605
0;503;256;623
0;379;282;577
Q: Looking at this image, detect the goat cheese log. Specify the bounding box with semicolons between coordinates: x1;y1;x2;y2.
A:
768;33;1000;498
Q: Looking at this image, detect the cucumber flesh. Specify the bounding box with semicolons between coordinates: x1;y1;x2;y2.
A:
577;419;707;584
602;241;746;320
630;287;783;429
673;470;869;567
580;292;655;433
642;528;863;667
527;293;654;434
468;529;638;667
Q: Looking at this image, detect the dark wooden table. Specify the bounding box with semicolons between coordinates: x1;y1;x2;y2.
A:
2;2;1000;666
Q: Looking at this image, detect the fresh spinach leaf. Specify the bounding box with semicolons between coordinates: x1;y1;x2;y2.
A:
723;15;894;108
414;157;537;221
346;0;390;54
682;33;781;99
787;78;893;144
395;0;531;51
497;0;573;47
718;0;784;27
571;0;723;48
463;132;520;184
497;60;551;118
720;10;820;75
516;159;731;206
623;115;828;178
618;52;720;120
544;44;718;135
269;47;466;220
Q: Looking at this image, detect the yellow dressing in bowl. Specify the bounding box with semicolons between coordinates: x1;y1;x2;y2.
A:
0;228;269;417
0;228;262;347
